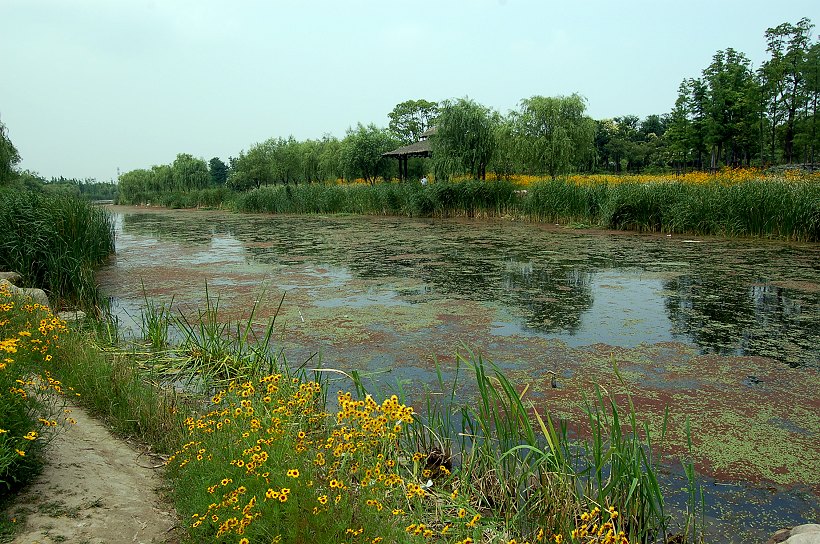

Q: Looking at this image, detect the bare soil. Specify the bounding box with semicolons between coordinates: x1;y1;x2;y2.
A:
7;403;178;544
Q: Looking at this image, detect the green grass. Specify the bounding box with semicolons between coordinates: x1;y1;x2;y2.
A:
0;189;115;309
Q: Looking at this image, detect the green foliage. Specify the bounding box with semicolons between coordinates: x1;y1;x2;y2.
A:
515;94;596;179
431;97;497;181
387;99;440;144
0;190;115;308
0;119;21;186
172;153;210;191
209;157;229;186
340;124;398;184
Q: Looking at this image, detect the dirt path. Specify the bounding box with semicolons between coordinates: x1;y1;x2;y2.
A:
8;403;178;544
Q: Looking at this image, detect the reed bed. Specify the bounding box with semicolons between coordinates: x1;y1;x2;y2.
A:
0;189;115;308
131;170;819;241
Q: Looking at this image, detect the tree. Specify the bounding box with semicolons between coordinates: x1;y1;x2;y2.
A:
227;141;276;190
118;169;152;203
171;153;210;191
209;157;229;186
513;94;595;179
0;118;21;185
763;18;815;163
431;98;497;181
666;78;710;170
489;114;519;179
797;41;820;163
340;124;398;185
317;135;344;182
702;48;759;167
387;99;440;144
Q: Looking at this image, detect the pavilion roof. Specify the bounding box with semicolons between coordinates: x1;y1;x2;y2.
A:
381;139;431;158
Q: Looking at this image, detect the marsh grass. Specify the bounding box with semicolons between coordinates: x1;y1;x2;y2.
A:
139;281;173;350
403;352;671;542
168;288;283;388
226;175;820;240
0;189;115;308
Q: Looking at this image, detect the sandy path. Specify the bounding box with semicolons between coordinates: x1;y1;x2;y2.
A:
8;403;178;544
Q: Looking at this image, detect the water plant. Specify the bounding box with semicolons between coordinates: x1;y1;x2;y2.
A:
0;189;115;308
149;169;820;241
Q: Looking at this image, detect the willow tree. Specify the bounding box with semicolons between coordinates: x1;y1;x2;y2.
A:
513;94;595;179
431;97;497;181
0;118;20;185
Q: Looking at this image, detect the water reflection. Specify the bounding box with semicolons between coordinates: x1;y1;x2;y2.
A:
113;209;820;368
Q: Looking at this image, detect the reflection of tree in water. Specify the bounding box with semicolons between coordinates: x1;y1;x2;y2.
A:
501;261;594;334
664;275;820;368
116;210;818;367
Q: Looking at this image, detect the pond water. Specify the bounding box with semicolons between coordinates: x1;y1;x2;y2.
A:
97;206;820;542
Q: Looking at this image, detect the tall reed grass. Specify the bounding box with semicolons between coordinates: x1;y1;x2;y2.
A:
229;180;519;218
0;189;115;308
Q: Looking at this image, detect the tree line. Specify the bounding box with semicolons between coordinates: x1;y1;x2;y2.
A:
1;17;817;200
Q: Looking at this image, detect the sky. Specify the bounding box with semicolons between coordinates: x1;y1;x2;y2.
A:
1;0;817;182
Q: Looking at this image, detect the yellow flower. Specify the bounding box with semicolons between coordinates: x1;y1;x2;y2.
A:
287;468;300;478
15;449;25;457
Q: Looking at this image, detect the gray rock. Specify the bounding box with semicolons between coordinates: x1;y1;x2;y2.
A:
0;271;21;284
792;526;820;536
0;279;50;308
784;533;820;544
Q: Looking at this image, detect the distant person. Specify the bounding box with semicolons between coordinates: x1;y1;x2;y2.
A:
420;175;428;186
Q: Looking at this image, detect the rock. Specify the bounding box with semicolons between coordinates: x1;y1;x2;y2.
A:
0;279;50;308
57;310;86;323
785;534;820;544
0;271;21;284
792;526;820;536
768;524;820;544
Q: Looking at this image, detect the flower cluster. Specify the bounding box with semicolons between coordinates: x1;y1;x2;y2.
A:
169;373;439;542
1;281;72;484
569;506;629;544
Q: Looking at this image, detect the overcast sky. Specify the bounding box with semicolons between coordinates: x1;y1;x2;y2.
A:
1;0;817;181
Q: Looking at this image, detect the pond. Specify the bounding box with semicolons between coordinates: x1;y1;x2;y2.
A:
97;206;820;542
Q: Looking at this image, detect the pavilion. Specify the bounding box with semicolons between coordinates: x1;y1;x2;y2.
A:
382;127;436;181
